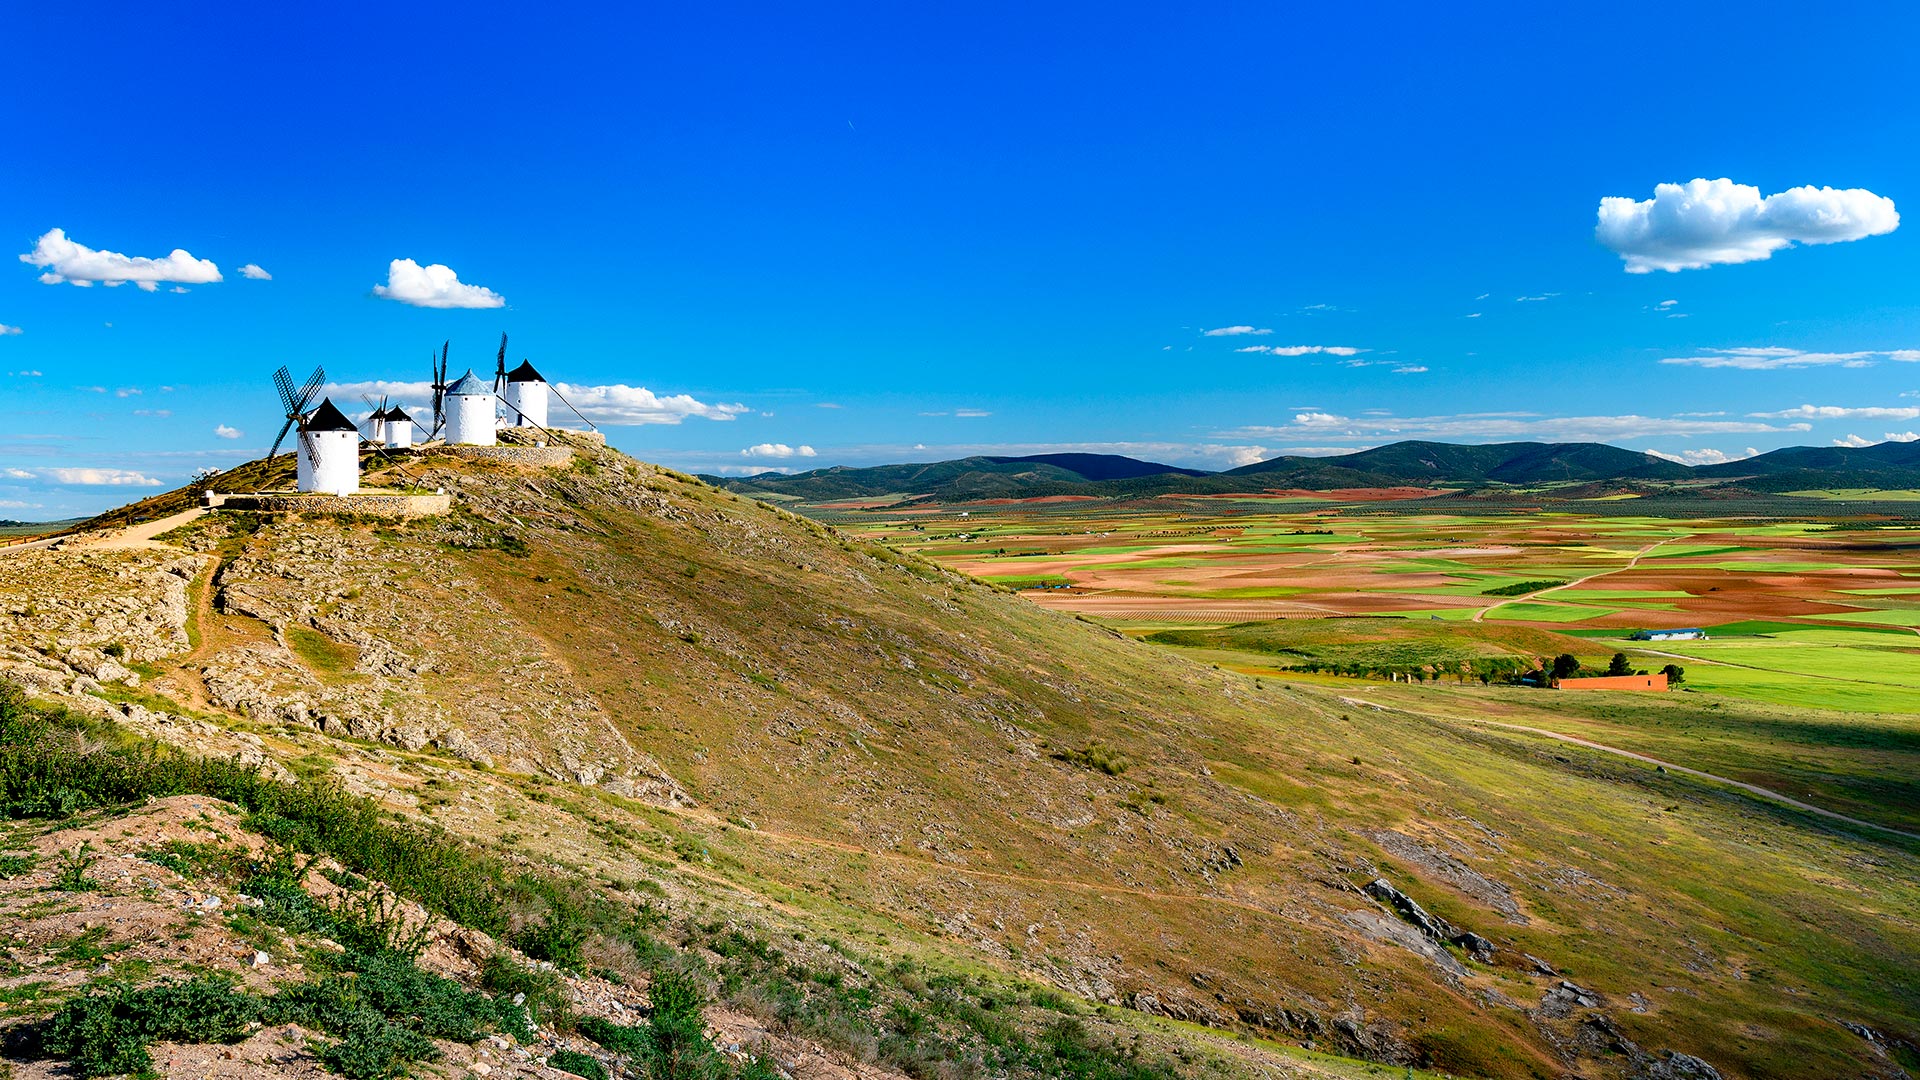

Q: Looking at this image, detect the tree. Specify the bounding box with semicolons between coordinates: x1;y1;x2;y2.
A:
1551;654;1581;681
1660;663;1686;685
1607;652;1632;677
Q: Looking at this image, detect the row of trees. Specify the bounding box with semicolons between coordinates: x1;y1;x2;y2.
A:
1287;652;1684;687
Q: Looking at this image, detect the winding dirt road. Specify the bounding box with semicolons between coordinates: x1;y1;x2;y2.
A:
1472;535;1682;622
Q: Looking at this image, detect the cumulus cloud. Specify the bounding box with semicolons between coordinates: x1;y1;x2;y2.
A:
372;258;506;309
1228;410;1808;443
0;324;20;336
114;387;142;398
1597;178;1899;273
19;228;221;291
1662;347;1920;371
1235;345;1363;357
1886;432;1919;443
238;264;272;280
215;424;243;439
953;408;991;418
555;383;746;425
1201;325;1272;337
1751;404;1920;420
742;443;817;459
32;467;164;486
1645;447;1759;466
1833;433;1875;448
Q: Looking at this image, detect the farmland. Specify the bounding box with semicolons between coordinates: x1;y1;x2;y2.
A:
821;494;1920;715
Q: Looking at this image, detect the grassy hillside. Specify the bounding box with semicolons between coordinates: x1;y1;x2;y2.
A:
2;442;1915;1079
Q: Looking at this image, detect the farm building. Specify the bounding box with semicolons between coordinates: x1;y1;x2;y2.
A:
1560;673;1668;692
1629;628;1707;641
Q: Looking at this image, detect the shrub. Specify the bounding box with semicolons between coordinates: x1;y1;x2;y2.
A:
551;1049;610;1080
35;977;262;1078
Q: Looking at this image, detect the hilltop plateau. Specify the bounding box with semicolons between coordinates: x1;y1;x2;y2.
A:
2;439;1916;1080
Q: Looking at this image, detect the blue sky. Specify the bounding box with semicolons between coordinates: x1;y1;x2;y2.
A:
4;3;1918;517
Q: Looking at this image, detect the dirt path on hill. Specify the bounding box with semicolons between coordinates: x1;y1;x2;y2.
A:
1337;693;1920;842
1472;535;1681;622
0;506;207;555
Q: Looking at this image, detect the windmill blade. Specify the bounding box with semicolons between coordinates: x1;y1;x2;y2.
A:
363;394;380;413
267;416;297;458
495;333;508;380
296;365;326;411
274;366;299;413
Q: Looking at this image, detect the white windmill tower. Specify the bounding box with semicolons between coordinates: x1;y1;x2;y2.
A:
502;360;550;428
384;405;417;449
269;365;359;495
443;369;498;446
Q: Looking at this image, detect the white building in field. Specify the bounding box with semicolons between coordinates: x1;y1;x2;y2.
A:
1629;628;1707;641
385;406;417;449
296;398;360;495
503;360;549;428
444;370;497;446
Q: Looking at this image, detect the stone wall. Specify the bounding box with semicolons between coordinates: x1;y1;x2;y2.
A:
432;444;575;467
207;492;452;518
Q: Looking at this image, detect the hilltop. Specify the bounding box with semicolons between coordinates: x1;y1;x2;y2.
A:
706;439;1920;506
2;440;1916;1080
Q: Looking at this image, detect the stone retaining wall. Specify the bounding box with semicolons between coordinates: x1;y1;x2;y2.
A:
433;444;575;467
206;492;452;518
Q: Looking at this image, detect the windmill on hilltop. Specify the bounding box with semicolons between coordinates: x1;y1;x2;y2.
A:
269;364;359;495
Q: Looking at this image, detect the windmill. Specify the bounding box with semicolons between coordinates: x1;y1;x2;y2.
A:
427;341;450;438
361;393;391;444
269;364;327;458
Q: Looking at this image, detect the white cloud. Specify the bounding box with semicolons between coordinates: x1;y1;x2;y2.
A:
1597;178;1899;273
1657;299;1679;309
1392;365;1428;374
372;258;506;309
1645;447;1758;466
9;369;42;377
1464;312;1482;319
0;324;20;335
2;468;31;479
238;263;272;280
37;467;164;486
1473;293;1490;301
1236;345;1363;357
815;402;844;409
953;407;991;418
1662;347;1920;371
1750;404;1920;420
114;387;142;398
1886;432;1919;443
1230;411;1808;442
1202;325;1271;336
1833;433;1875;448
131;409;170;417
215;424;243;439
1515;293;1558;302
0;500;42;510
19;228;221;290
555;383;746;425
742;443;817;459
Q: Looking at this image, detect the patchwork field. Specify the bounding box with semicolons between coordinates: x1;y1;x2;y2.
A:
825;497;1920;714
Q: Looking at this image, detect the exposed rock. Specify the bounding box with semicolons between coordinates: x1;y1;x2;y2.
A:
1362;877;1457;940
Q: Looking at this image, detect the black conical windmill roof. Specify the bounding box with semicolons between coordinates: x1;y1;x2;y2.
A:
301;398;359;432
505;360;547;384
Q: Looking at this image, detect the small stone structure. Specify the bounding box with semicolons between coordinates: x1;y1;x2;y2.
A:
1559;673;1668;692
204;491;452;518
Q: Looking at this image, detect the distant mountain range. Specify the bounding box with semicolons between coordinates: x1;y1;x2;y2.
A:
706;440;1920;503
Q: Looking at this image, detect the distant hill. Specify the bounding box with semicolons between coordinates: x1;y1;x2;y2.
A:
1693;440;1920;491
706;452;1203;502
710;440;1704;503
1229;440;1693;484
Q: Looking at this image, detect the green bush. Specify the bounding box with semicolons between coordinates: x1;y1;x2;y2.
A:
551;1048;610;1080
36;977;262;1078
